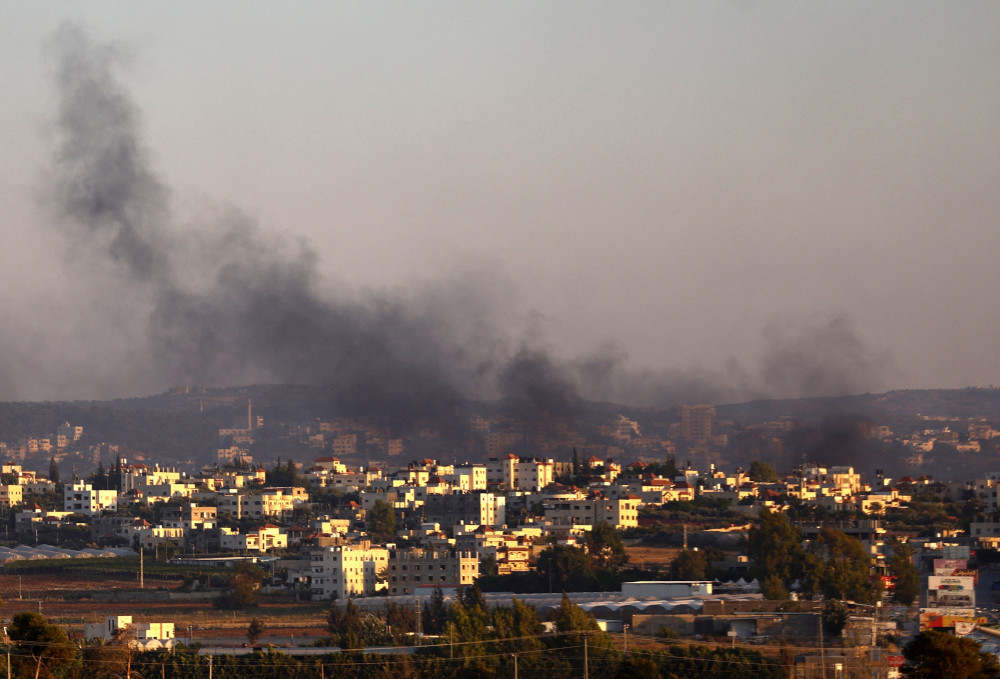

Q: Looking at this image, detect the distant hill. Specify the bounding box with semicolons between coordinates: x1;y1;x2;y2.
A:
3;386;999;479
719;388;1000;426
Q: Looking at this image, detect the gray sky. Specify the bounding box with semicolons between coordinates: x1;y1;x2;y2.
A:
1;2;999;404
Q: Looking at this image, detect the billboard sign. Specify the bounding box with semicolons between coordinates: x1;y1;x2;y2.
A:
933;558;967;575
919;610;983;631
927;576;975;609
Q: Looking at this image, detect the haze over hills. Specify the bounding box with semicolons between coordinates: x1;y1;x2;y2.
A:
2;385;999;483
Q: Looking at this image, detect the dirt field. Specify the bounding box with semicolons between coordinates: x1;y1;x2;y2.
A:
0;572;328;644
625;545;681;571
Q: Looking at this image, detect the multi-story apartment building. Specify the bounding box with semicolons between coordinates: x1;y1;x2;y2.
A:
543;494;639;529
485;455;555;491
136;526;186;550
310;544;389;600
0;484;22;507
423;492;505;528
680;404;716;442
217;487;307;519
120;464;184;494
332;435;357;457
386;548;479;596
219;525;287;553
314;457;349;474
63;482;118;517
161;503;217;530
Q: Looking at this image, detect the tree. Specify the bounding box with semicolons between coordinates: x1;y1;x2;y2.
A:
460;583;488;614
447;596;490;657
747;508;804;599
822;599;849;637
663;454;679;480
384;601;418;642
247;617;265;646
82;624;140;679
328;600;365;649
552;592;601;635
668;549;708;580
903;630;1000;679
479;554;499;577
47;457;59;486
616;656;661;679
538;544;593;590
216;562;265;609
889;539;921;606
422;585;449;635
267;459;300;487
805;528;880;604
586;520;629;570
748;460;778;483
549;593;618;670
7;612;76;679
367;500;397;540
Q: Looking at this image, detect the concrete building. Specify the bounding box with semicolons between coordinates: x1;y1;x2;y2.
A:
450;464;488;491
680;404;715;442
423;492;505;528
543;494;639;529
309;544;389;600
84;616;175;650
63;482;118;517
219;525;287;553
386;548;479;596
137;526;186;550
217;487;307;519
485;455;555;490
0;484;22;507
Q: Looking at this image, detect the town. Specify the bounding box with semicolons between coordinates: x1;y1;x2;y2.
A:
0;389;999;677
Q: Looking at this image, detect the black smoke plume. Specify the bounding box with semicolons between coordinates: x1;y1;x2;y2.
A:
36;24;893;424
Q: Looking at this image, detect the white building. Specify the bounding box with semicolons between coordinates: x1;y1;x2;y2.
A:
310;544;390;600
219;525;287;553
543;494;639;529
84;616;175;650
64;482;118;517
485;455;555;491
450;464;488;491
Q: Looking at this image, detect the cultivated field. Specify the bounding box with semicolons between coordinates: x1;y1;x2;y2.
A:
0;571;328;646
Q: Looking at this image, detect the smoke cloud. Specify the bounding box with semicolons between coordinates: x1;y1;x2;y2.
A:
21;24;894;423
759;315;893;399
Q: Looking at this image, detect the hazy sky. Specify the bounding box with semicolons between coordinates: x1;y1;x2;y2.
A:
1;3;999;404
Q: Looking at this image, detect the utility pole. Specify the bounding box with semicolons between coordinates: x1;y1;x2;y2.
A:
140;547;144;589
583;636;589;679
623;624;628;654
208;654;213;679
415;597;423;643
511;653;518;679
819;613;827;679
